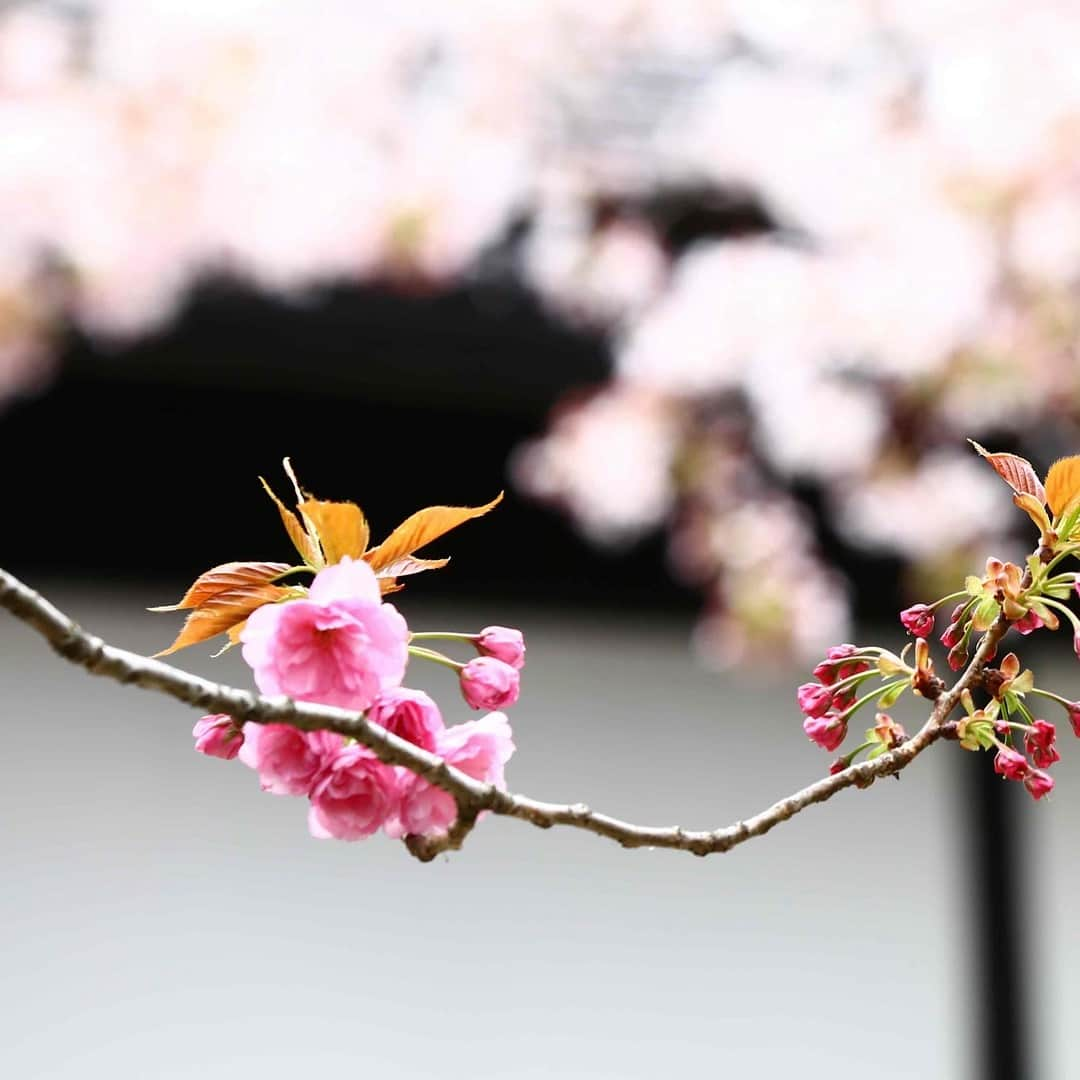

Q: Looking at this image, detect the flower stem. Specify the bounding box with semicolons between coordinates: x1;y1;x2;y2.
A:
407;645;463;671
1029;686;1071;708
931;590;969;610
409;632;477;643
838;679;908;724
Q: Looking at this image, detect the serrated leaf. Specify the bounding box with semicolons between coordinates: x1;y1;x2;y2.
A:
365;493;503;572
969;441;1047;502
965;575;984;597
299;500;369;566
149;561;292;612
1045;455;1080;517
260;475;322;568
154;583;291;657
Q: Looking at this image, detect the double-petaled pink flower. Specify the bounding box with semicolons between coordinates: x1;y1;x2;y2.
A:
240;557;409;711
367;687;444;751
388;712;516;839
239;723;342;795
308;745;400;841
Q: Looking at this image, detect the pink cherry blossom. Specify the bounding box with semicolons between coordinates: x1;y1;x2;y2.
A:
240;556;408;711
367;687;444;752
460;656;520;710
803;715;846;752
388;712;515;839
475;625;526;670
192;714;244;760
238;723;341;796
308;746;400;841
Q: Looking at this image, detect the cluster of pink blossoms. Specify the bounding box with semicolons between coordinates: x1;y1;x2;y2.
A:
797;551;1080;801
189;557;523;841
796;644;875;754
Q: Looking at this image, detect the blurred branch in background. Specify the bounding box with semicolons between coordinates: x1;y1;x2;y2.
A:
4;1;1080;668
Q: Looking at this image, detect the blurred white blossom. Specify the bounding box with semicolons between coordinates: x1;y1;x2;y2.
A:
4;1;1080;662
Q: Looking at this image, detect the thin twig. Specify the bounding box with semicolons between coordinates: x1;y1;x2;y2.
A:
0;566;1008;862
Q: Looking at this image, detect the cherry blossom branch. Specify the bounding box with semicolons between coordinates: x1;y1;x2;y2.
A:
0;566;1007;862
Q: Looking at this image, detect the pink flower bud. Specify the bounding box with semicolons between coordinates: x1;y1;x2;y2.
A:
803;715;846;752
825;644;860;661
797;682;834;718
947;641;969;671
475;626;526;670
460;656;521;710
948;603;967;623
367;687;444;752
940;621;965;648
1073;629;1080;661
193;714;244;760
816;644;870;684
1024;769;1055;800
1024;720;1060;768
900;604;935;638
831;687;856;711
1013;610;1044;636
829;758;847;775
993;747;1029;782
1065;701;1080;738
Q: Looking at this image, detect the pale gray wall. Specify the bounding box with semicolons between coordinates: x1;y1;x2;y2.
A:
6;582;1073;1077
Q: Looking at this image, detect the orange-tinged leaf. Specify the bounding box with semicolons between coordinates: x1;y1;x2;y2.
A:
969;441;1046;503
374;554;451;579
1046;455;1080;518
154;583;291;657
365;493;503;572
149;561;292;612
298;500;369;566
260;476;322;567
1013;493;1052;536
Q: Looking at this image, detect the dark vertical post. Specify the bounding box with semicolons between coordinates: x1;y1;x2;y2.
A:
965;751;1031;1079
